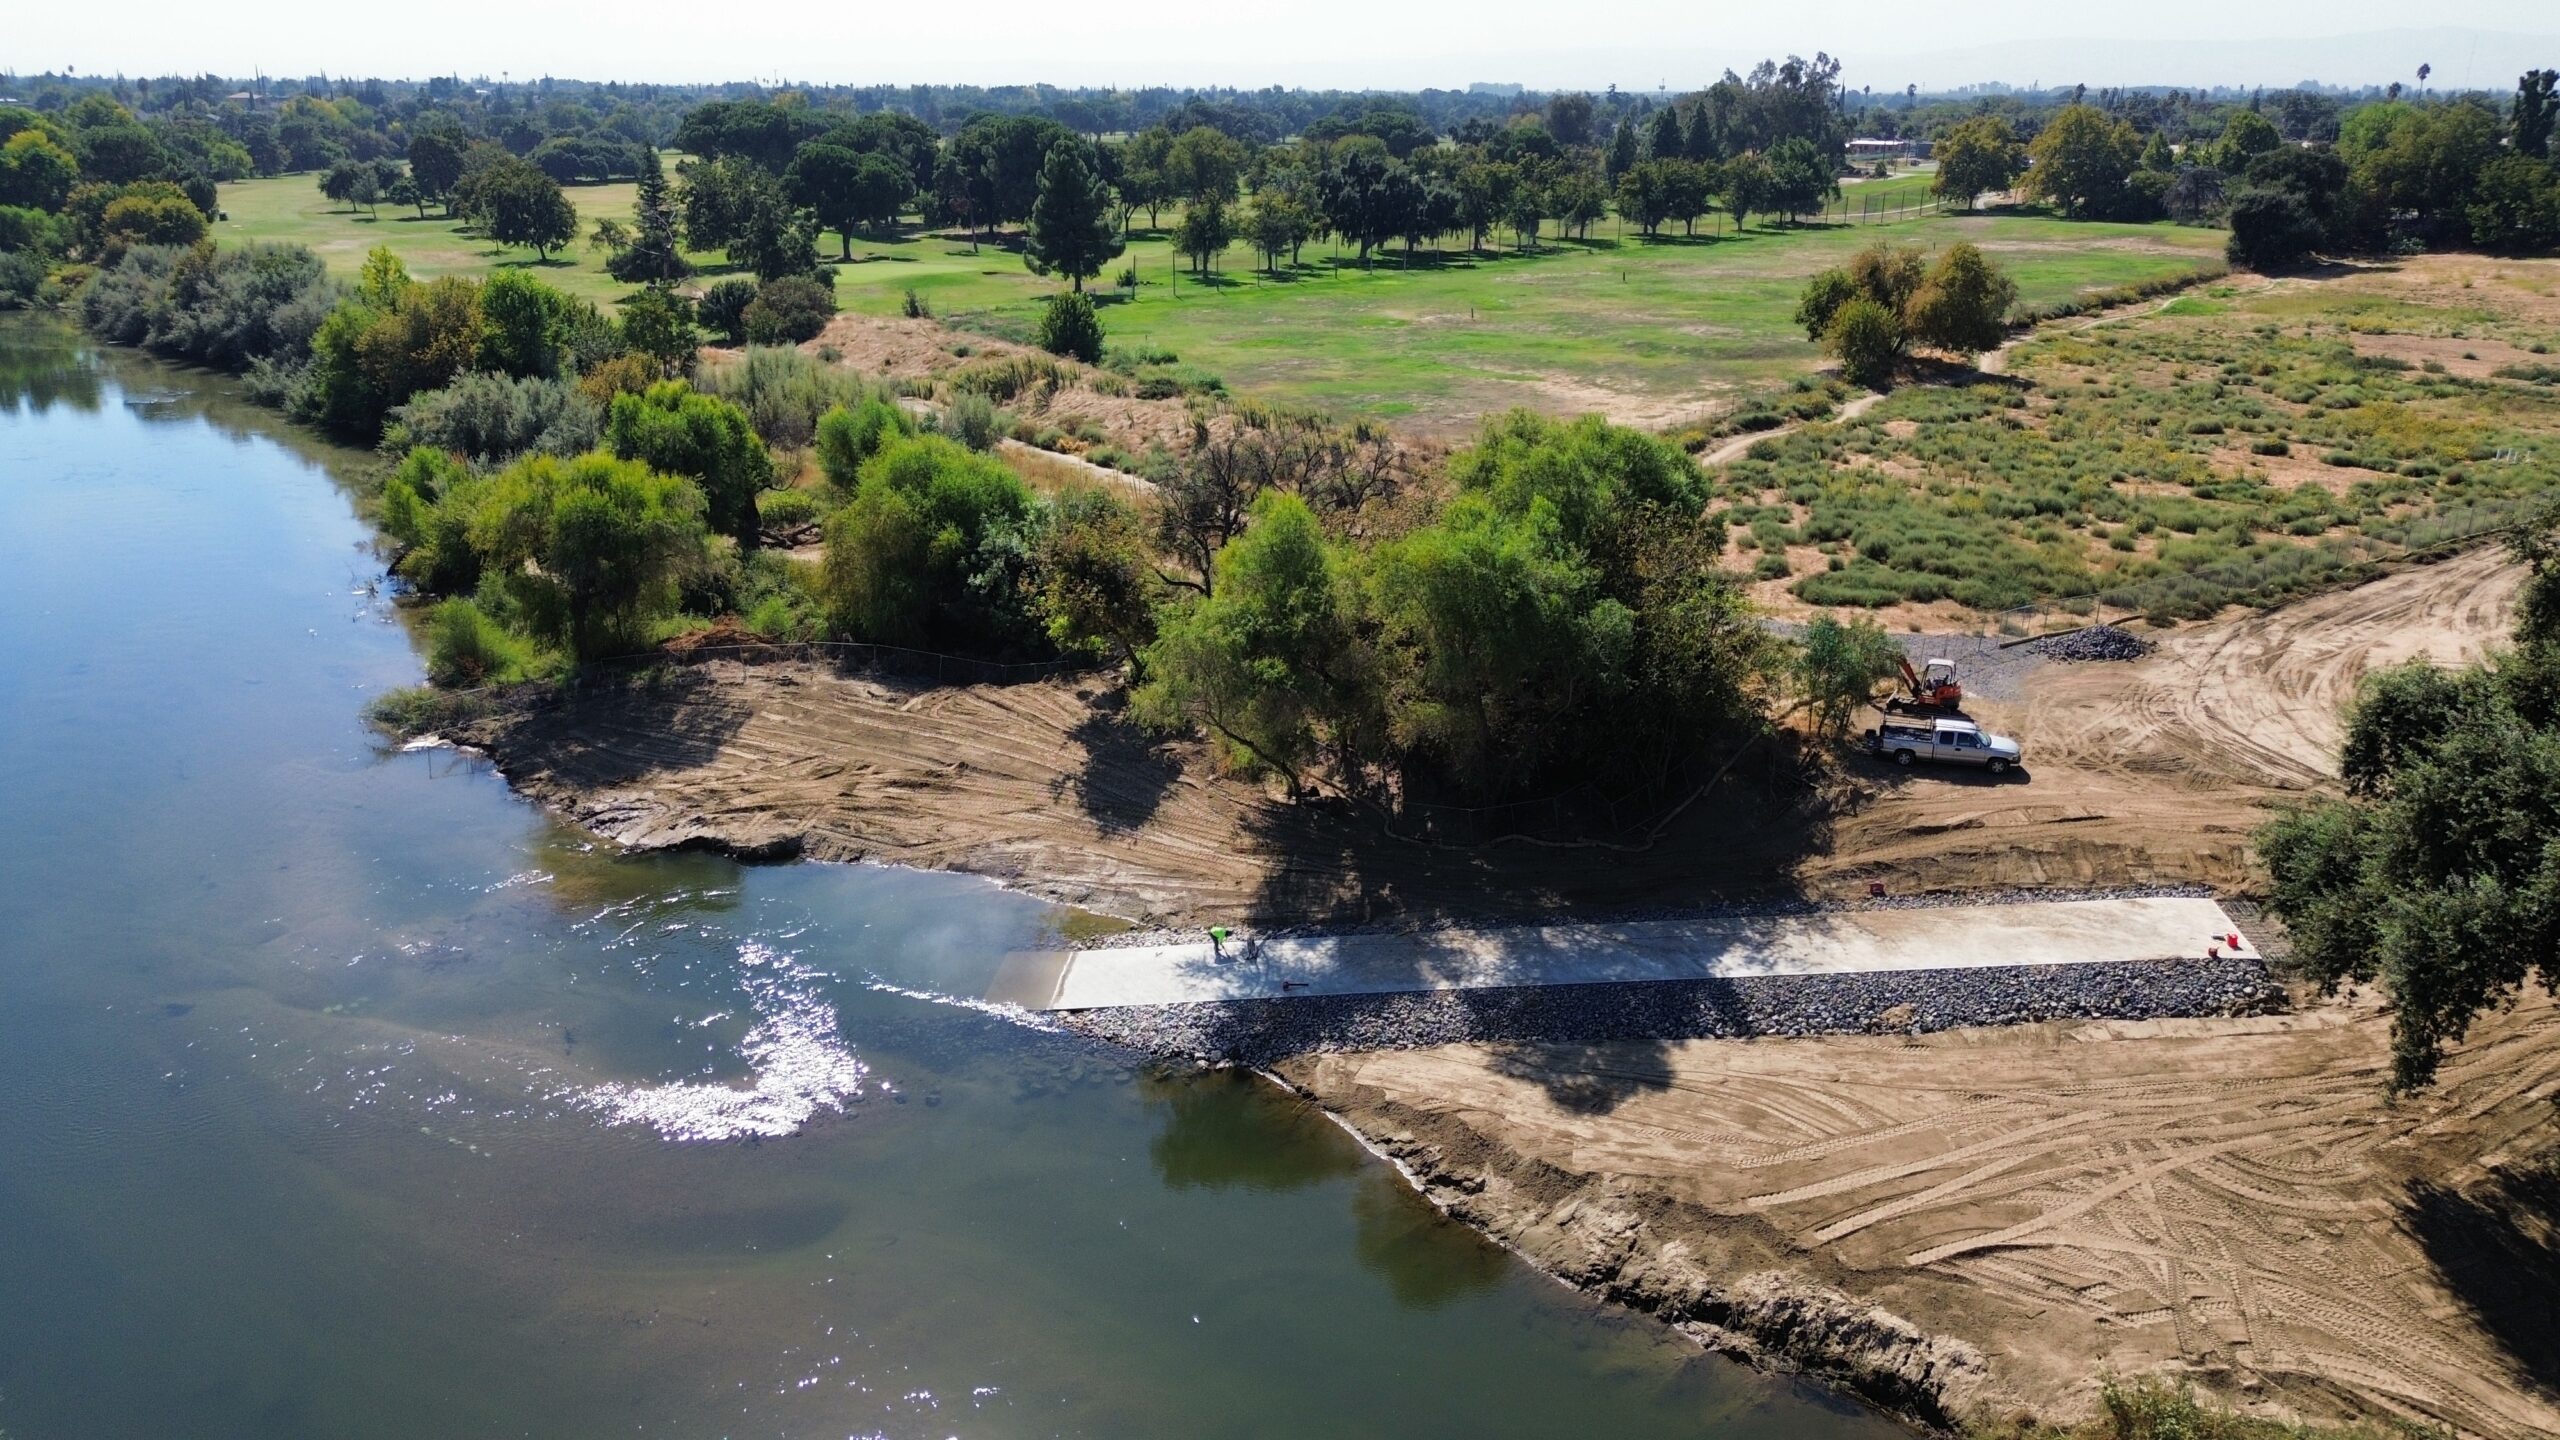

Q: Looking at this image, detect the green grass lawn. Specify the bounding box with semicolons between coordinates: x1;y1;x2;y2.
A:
216;172;703;311
862;213;2225;433
216;170;2227;433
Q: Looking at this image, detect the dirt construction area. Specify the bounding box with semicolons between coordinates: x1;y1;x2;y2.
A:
1280;992;2560;1437
453;544;2525;930
1817;545;2525;897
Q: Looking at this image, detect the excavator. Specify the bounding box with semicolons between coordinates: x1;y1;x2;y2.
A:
1885;655;1965;716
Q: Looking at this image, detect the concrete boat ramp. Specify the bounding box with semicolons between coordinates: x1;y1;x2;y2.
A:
989;896;2258;1012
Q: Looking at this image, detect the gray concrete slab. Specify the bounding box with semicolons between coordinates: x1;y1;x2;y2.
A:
1019;897;2259;1012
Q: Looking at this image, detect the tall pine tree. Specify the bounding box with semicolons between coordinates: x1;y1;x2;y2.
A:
609;148;692;285
1024;139;1123;292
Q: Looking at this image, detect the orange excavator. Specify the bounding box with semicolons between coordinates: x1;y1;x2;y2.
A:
1885;656;1965;715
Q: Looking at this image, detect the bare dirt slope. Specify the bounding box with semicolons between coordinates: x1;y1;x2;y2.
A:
453;547;2524;928
1811;546;2524;896
1281;992;2560;1436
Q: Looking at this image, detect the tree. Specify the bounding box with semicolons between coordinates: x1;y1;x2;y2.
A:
1133;491;1358;790
98;192;207;248
407;129;467;211
480;160;577;260
1903;242;2018;360
1762;137;1836;222
1164;126;1248;206
2516;68;2560;160
1796;616;1903;736
787;143;876;258
605;381;774;549
1551;170;1609;239
1119;126;1175;229
1173;198;1233;275
1037;486;1158;668
607;148;690;284
321;159;363;210
2257;503;2560;1091
1247;189;1318;271
470;451;710;658
681;155;811;275
1023;139;1123;292
820;434;1039;648
1545;93;1597;148
615;286;698;378
0;131;81;212
1606;120;1640;183
1724;152;1772;230
476;269;575;378
1931;116;2024;205
1824;297;1902;388
2209;109;2284;172
698;277;760;344
2225;188;2325;269
1034;290;1104;363
2022;104;2142;219
2464;153;2560;254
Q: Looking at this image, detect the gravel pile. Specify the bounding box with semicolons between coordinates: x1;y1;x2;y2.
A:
2032;624;2156;663
1060;956;2281;1067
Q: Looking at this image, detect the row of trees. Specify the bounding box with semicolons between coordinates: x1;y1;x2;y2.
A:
1927;72;2560;263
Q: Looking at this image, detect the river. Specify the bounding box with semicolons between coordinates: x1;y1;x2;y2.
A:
0;319;1905;1439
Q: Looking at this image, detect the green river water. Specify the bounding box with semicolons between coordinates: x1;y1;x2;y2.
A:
0;319;1907;1439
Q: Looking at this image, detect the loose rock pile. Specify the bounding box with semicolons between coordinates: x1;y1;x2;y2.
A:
2033;624;2155;662
1061;956;2281;1067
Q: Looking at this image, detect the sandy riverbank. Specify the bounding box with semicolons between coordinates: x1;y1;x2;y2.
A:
1274;991;2560;1437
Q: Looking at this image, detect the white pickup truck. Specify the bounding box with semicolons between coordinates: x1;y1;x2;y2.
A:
1865;716;2024;775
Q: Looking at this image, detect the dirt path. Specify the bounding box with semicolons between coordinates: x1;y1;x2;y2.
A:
1282;992;2560;1436
1698;392;1884;466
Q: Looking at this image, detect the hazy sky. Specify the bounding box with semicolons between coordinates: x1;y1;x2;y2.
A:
9;1;2557;90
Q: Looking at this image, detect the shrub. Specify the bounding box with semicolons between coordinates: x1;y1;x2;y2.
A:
697;276;760;344
740;274;836;345
753;487;826;531
385;371;602;464
943;391;1003;451
1034;290;1104;364
603;381;775;547
695;344;869;449
0;249;43;308
901;286;930;318
815;395;916;484
425;597;539;686
1825;297;1904;389
820;434;1040;648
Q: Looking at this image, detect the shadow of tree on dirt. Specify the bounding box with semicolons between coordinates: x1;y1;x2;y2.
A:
1235;746;1833;934
491;667;755;783
1486;1039;1676;1115
1057;691;1181;835
2404;1149;2560;1394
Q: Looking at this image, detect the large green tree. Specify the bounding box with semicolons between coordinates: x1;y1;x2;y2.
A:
2021;104;2142;219
1023;139;1123;291
1931;116;2024;205
2258;504;2560;1091
478;159;577;260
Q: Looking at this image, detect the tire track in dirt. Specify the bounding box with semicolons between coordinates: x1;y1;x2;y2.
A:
1288;998;2560;1437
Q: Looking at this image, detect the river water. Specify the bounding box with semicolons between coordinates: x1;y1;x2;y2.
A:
0;320;1903;1439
